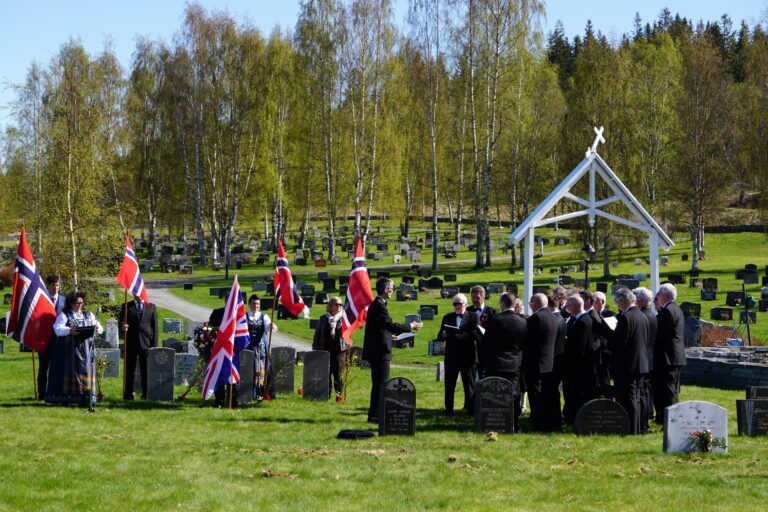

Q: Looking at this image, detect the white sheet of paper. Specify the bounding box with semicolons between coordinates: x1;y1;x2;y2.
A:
476;325;486;335
442;324;460;331
392;332;416;341
603;316;618;331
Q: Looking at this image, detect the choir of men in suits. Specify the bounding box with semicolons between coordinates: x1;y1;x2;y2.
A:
120;293;158;400
562;294;595;424
482;292;527;431
651;283;685;424
467;285;497;372
437;293;477;415
608;288;649;435
37;275;66;400
523;293;558;431
363;278;422;423
633;287;658;434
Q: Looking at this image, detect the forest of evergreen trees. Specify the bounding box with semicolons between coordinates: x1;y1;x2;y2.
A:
0;1;766;280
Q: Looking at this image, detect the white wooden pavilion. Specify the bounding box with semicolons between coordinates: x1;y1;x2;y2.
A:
509;127;674;314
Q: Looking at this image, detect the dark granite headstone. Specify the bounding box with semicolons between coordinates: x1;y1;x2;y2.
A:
165;339;199;355
595;282;608;293
209;288;220;296
418;307;435;321
764;276;768;287
322;278;336;292
474;377;516;434
667;274;685;285
701;289;717;301
444;274;457;282
745;272;760;285
379;377;416;436
302;350;330;400
440;286;459;299
740;310;757;324
573;399;630;436
146;347;175;401
702;278;718;290
680;302;701;318
174;353;199;386
163;318;183;334
252;281;268;292
737;399;768;436
272;346;296;394
683;316;702;347
710;307;733;321
690;278;702;288
727;291;746;306
760;299;768;313
736;269;745;280
747;386;768;399
237;349;254;405
426;277;443;288
533;286;550;295
0;338;4;354
183;283;194;291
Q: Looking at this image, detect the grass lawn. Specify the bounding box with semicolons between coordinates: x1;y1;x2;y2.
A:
169;232;768;368
0;339;766;511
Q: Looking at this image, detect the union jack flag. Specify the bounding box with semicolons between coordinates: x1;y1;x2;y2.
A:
273;240;308;318
116;232;150;304
6;227;57;352
201;275;250;399
341;237;374;343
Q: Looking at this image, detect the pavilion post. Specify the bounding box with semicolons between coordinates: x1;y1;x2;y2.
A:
523;227;534;316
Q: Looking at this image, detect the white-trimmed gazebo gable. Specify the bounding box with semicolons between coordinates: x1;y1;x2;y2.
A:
509;127;674;313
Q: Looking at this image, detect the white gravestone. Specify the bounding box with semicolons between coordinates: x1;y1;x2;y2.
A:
663;400;728;454
104;319;119;348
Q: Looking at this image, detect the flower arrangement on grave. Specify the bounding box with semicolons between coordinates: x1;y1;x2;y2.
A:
689;429;727;452
192;323;217;362
94;353;111;402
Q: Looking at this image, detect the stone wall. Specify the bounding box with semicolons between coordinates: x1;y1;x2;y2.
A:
682;347;768;389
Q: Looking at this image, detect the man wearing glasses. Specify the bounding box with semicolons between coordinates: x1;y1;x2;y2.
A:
363;278;422;423
437;293;476;415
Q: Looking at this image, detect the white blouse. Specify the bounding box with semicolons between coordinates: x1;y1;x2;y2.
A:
53;310;105;337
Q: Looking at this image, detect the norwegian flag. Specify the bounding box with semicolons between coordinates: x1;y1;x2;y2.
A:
116;232;150;304
201;276;250;399
6;227;57;352
273;240;309;318
341;237;374;343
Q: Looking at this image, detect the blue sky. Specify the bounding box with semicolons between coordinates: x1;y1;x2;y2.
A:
1;0;765;130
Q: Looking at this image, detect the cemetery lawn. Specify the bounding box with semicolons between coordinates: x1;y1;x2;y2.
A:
0;342;767;511
169;232;768;367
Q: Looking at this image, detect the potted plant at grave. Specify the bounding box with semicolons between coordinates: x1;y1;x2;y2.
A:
689;430;727;452
94;353;110;402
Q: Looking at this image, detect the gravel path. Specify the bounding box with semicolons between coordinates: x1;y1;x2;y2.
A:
146;284;312;352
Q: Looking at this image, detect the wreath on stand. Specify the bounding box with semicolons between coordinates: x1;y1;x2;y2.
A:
178;324;217;401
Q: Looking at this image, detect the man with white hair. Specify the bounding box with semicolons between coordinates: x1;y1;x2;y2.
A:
523;293;558;431
651;282;685;424
609;287;649;435
438;293;476;415
563;294;594;424
634;287;658;434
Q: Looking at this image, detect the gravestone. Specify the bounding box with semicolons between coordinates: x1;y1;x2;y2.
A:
740;311;757;324
474;377;516;434
533;286;550;295
558;275;574;286
237;349;254;405
0;339;3;354
710;307;733;321
595;282;608;293
436;361;445;382
428;340;445;356
379;377;416;436
440;286;459;299
760;299;768;313
338;275;349;285
209;287;220;296
301;285;316;296
419;307;435;321
618;279;640;290
663;400;728;453
736;400;768;436
318;271;329;282
163;318;183;334
746;386;768;399
323;278;336;292
736;269;745;280
667;274;685;285
302;350;330;401
701;289;717;301
690;278;703;289
185;321;204;340
573;399;630;436
745;272;760;285
272;346;296;394
146;347;175;402
174;353;199;386
680;302;701;318
183;283;194;291
104;319;119;348
444;274;457;282
95;348;120;378
426;277;443;289
683;316;702;347
252;282;267;292
165;339;199;355
405;314;421;325
399;283;415;292
488;283;504;294
702;278;718;290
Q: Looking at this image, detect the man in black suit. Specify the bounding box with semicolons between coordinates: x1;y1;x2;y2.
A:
482;292;527;430
545;295;567;428
363;278;422;423
608;288;649;435
523;293;558;431
120;293;158;400
583;290;615;397
652;283;686;424
634;287;658;433
562;294;594;424
552;286;569;320
438;293;476;415
38;274;66;400
467;285;497;373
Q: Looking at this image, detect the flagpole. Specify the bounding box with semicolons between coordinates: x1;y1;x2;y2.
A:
262;291;278;400
228;383;233;410
122;288;128;399
31;348;38;400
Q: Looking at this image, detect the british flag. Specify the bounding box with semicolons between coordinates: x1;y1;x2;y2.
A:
6;227;57;352
273;240;308;318
116;232;150;304
201;275;250;399
341;237;374;343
